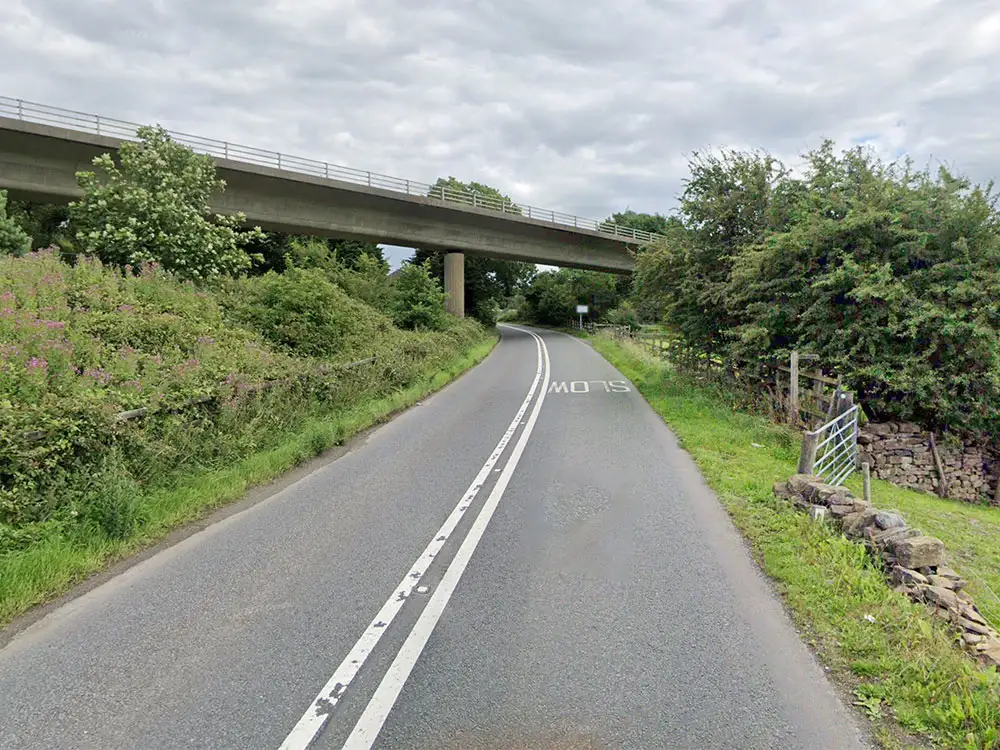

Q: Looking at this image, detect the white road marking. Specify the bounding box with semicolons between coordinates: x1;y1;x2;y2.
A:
277;326;547;750
341;328;551;749
547;379;631;394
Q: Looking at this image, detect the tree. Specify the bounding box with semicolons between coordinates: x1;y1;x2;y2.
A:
390;260;449;331
430;176;522;214
521;268;621;326
5;200;69;251
330;239;384;267
0;190;32;257
602;209;676;237
68;125;263;280
415;177;535;324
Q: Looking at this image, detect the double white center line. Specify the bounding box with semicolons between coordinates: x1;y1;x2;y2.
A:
279;326;551;750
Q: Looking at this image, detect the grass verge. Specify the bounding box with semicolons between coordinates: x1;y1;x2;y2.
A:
0;334;498;628
591;336;1000;750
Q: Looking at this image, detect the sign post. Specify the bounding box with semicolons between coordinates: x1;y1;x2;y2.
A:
575;304;589;330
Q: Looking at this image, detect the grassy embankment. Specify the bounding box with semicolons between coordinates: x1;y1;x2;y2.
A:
0;249;496;626
592;335;1000;750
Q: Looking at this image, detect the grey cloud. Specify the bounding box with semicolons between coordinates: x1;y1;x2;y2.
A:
2;0;999;230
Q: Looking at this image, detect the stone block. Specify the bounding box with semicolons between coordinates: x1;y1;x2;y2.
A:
829;504;856;519
788;474;819;494
773;481;795;500
891;566;928;587
892;536;945;569
875;511;906;530
867;423;893;436
842;509;880;538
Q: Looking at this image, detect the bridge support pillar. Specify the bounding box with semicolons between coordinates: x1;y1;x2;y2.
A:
444;251;465;318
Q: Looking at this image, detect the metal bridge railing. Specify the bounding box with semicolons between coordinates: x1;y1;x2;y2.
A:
0;95;666;245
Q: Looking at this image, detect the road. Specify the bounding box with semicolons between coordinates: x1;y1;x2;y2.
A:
0;326;868;749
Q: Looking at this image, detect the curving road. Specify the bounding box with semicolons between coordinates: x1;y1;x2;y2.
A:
0;326;868;749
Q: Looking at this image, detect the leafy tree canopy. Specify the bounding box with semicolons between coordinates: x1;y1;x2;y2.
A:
68;125;263;280
633;139;1000;437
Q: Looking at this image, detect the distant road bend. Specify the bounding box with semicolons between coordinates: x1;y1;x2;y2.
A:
0;326;869;749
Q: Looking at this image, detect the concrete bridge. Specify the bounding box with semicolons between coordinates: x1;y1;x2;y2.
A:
0;97;660;316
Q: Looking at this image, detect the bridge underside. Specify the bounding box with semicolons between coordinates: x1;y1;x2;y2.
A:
0;118;637;317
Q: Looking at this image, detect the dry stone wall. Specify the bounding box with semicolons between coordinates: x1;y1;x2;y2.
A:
859;422;999;505
774;474;1000;669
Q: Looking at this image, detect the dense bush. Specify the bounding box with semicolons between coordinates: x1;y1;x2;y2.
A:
220;266;395;360
0;249;484;543
390;260;449;331
0;190;31;257
634;141;1000;437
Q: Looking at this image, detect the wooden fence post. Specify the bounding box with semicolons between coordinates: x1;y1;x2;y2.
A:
798;430;819;475
862;462;872;504
787;350;799;425
813;370;824;422
929;432;949;498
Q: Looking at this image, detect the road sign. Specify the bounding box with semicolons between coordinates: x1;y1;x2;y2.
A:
575;305;589;314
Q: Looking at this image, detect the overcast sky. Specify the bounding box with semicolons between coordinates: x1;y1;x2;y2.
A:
3;0;999;268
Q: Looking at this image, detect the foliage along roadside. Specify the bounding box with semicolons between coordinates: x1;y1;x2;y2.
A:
1;247;483;539
591;335;1000;750
0;332;497;627
632;142;1000;442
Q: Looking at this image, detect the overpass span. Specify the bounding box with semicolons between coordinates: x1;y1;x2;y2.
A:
0;96;660;315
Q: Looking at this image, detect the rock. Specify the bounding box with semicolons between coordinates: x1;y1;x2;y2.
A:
960;603;989;627
804;481;842;505
892;536;945;569
773;481;795;500
964;633;985;647
937;566;963;582
879;527;920;546
890;566;927;586
980;645;1000;668
961;618;992;636
788;474;820;494
927;575;957;590
842;509;880;538
858;433;873;446
866;525;916;549
868;423;893;436
897;422;922;434
875;511;907;530
829;504;856;519
924;585;960;610
851;499;871;512
809;505;828;522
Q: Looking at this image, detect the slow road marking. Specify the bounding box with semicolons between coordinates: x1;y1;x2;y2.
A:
548;380;631;394
278;325;550;750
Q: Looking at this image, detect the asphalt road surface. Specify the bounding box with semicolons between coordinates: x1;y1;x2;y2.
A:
0;326;869;749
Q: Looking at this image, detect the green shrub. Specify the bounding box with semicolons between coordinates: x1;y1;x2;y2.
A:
220;266;395;360
0;190;31;258
390;261;449;331
634;141;1000;437
0;249;488;542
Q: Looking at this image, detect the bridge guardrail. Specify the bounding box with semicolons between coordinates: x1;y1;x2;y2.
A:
0;95;666;245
